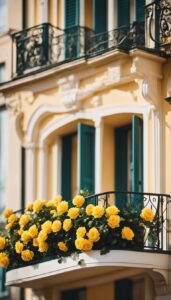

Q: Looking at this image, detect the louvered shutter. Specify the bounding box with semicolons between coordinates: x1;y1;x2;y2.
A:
115;126;128;208
78;123;95;194
65;0;80;28
118;0;130;27
61;134;72;201
93;0;107;34
136;0;145;22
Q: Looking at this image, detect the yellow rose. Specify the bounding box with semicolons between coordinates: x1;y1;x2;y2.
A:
21;231;32;243
38;230;48;242
33;200;45;213
26;202;33;211
92;206;105;218
85;204;94;216
140;208;155;222
57;201;68;215
8;214;18;224
106;205;120;216
53;195;62;205
5;223;13;231
0;253;10;268
0;237;6;250
15;241;24;254
46;200;55;208
52;220;62;233
75;238;84;250
72;195;85;207
41;221;52;234
19;214;31;227
68;207;79;219
28;225;38;238
39;242;49;252
122;227;134;241
63;219;72;232
50;209;58;217
33;238;39;247
21;250;34;261
82;239;93;251
107;215;120;229
18;229;24;236
76;227;86;238
87;227;100;242
3;208;13;218
58;242;68;252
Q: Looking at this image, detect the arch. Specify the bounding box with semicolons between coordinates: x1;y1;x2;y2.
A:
38;104;151;147
25;104;77;144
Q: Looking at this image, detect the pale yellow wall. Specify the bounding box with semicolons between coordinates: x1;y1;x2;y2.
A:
8;0;22;31
87;282;114;300
102;123;114;192
0;35;12;81
72;134;78;197
7;114;22;211
85;0;93;28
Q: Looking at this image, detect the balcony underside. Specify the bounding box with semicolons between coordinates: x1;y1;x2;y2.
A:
6;250;170;289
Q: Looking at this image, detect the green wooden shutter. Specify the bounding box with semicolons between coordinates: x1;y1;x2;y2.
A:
132;115;143;193
118;0;130;27
65;0;80;28
93;0;107;34
78;123;95;194
61;134;72;201
115;126;128;208
0;268;8;297
115;279;133;300
136;0;145;22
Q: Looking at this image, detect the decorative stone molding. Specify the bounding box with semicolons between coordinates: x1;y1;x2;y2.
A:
5;91;34;116
58;75;79;109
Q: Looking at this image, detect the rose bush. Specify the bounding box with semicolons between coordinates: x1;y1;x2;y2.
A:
0;193;157;270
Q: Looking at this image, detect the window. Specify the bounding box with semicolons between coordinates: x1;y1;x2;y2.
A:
61;123;95;202
61;287;86;300
115;115;143;208
0;63;6;83
115;279;133;300
118;0;145;27
0;107;8;215
0;0;7;33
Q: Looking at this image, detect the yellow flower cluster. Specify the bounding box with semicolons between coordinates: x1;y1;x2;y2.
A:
1;195;156;269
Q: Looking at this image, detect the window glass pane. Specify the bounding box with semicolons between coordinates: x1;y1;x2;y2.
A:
0;109;8;214
0;63;6;83
0;0;7;33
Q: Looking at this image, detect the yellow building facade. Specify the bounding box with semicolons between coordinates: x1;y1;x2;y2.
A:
0;0;171;300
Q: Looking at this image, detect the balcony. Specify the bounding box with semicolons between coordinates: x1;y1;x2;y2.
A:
5;191;171;288
11;22;145;79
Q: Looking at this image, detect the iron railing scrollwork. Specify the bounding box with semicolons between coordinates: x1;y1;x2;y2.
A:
146;0;171;56
86;21;145;57
85;191;171;252
12;22;145;78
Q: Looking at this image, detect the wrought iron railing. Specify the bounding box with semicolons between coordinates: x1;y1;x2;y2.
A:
145;0;171;56
12;23;93;77
11;22;146;78
86;21;145;57
85;191;171;253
